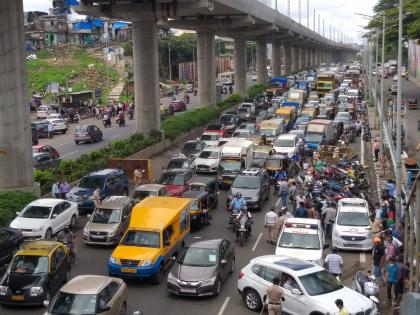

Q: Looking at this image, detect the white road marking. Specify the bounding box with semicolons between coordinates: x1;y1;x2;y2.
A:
110;134;121;140
275;198;281;207
217;297;230;315
252;233;263;252
57;142;71;148
60;151;79;158
360;252;366;264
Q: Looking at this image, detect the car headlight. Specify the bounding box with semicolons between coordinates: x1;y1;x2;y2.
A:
83;227;89;236
29;287;43;296
32;226;44;232
167;273;178;284
202;276;216;286
109;257;120;265
0;286;8;295
108;227;118;237
140;260;153;266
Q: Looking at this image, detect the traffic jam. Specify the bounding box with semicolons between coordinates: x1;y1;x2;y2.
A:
1;62;388;315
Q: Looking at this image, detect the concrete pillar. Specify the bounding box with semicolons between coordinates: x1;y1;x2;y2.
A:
311;49;315;67
233;38;246;97
256;40;267;84
298;48;303;70
290;46;297;73
0;0;34;192
305;48;310;69
284;45;292;75
272;42;282;77
197;31;216;106
132;20;160;134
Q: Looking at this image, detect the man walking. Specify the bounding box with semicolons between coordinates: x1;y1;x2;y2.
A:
324;247;343;279
279;178;288;208
263;277;285;315
133;166;145;187
373;139;380;162
288;182;297;212
294;201;308;218
51;181;60;198
384;256;398;304
371;237;385;285
59;181;70;199
47;121;54;138
321;202;336;238
264;207;278;244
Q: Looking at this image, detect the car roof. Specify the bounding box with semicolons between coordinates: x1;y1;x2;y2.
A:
134;184;166;192
188;238;222;248
28;198;64;207
61;275;117;294
181;190;207;199
276;134;297;140
202;131;220;136
285;218;319;225
19;240;61;256
250;255;322;276
99;196;131;209
189;176;216;185
86;168;122;178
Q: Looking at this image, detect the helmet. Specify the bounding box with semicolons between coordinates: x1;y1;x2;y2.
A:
64;226;70;233
373;237;381;245
236;192;242;198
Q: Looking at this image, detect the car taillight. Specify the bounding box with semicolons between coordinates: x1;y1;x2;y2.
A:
238;271;244;279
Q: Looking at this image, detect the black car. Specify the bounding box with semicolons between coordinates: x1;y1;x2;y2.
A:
33;152;60;170
74;124;103;144
164;156;194;172
219;113;240;133
0;228;23;265
167;238;235;296
228;168;270;210
31;121;50;138
31;124;39;145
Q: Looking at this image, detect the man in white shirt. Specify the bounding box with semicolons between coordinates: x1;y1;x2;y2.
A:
322;202;337;238
47;122;54;138
324;247;343;278
264;207;278;244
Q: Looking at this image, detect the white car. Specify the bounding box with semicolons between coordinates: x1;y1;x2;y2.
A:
36;105;53;119
393;74;399;81
232;129;253;139
193;146;221;173
46;118;68;134
200;132;221;147
237;123;256;134
332;198;373;251
251;74;257;81
275;218;326;266
273;134;298;157
10;199;79;239
237;255;378;314
239;102;256;115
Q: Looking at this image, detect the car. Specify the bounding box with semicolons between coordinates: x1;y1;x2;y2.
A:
228;168;270;211
251;74;257;81
288;129;305;142
332;198;373;251
237;123;256;134
200;132;221;147
46;118;67;134
238;107;252;122
167;238;235;296
0;228;23;265
219;113;240;133
275;218;327;265
169;100;187;113
390;84;398;95
158;169;196;196
74;125;103;144
46;113;65;120
44;275;127;315
239;102;256;115
163;156;194;172
36;105;54;119
32;121;51;138
193;146;221;173
293;117;311;129
306;100;319;108
10;199;78;239
32;144;60;159
66;168;129;214
203;123;229;137
273;134;298;157
335;111;351;121
83;196;133;246
33;152;60;170
31;124;39;145
393;74;399;81
232;129;253;139
0;240;71;306
408;97;418;110
181;139;206;158
237;255;378;314
131;184;168;204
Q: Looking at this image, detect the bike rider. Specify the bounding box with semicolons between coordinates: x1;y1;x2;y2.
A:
230;192;247;214
57;226;76;263
103;112;111;127
234;206;253;242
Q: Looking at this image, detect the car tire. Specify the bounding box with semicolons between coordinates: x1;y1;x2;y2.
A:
213;278;221;296
75;141;79;145
229;258;235;275
119;302;127;315
70;215;77;228
45;228;52;240
244;288;262;312
63;130;67;134
152;265;164;285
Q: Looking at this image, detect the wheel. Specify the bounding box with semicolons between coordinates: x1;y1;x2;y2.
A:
119;302;127;315
152;265;164;285
62;130;67;134
265;188;270;201
45;228;52;240
75;141;79;145
213;278;221;296
229;258;235;275
244;288;262;312
70;215;77;228
258;199;263;211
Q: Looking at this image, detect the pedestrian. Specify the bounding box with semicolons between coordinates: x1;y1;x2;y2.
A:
92;186;101;208
324;247;343;279
263;277;285;315
321;202;336;238
334;299;350;315
379;153;388;177
279;178;288;208
294;201;308;218
264;207;278;244
395;255;406;306
51;181;60;198
288;182;297;212
384;256;398;304
312;150;320;166
133;166;145;187
370;215;382;239
374;202;382;220
371;237;385;285
276;207;292;238
47;121;54;138
59;181;70;199
373;139;380;162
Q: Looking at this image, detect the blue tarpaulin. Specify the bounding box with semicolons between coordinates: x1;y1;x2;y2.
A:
65;0;79;6
113;21;129;29
92;19;104;27
271;77;288;87
73;21;93;31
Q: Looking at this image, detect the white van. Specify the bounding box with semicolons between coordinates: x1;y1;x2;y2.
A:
36;105;53;119
332;198;373;251
275;218;326;265
273;134;298;157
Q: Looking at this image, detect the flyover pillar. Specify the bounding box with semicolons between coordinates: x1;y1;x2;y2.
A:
272;42;282;77
305;48;310;68
291;46;297;73
311;49;315;67
197;31;216;106
284;45;292;75
0;0;34;192
132;20;160;134
298;48;304;70
256;40;267;84
233;38;246;97
315;50;320;66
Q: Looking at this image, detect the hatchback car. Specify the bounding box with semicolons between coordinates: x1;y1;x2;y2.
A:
219;113;240;133
0;241;70;306
157;169;196;196
32;121;51;138
36;105;53;119
0;228;23;265
32;145;60;159
203;123;229;137
163;156;194;172
167;238;235;296
46;118;67;134
74;125;103;144
33;152;60;170
10;199;78;239
131;184;168;204
237;255;378;314
169;100;187;113
181;140;206;158
44;275;127;315
238;107;252;122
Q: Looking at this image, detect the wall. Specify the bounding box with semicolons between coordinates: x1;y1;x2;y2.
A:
408;39;420;80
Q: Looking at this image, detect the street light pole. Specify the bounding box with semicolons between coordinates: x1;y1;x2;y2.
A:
380;15;385;155
168;41;172;85
307;0;309;28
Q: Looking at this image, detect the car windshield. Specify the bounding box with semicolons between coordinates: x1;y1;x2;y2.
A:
253;152;268;159
158;173;185;185
21;205;52;219
75;126;88;133
207;124;221;130
233;131;249;138
239;108;249;113
132;190;157;202
79;177;104;189
201;134;218;141
220;115;233;124
304;133;323;143
299;270;343;296
232;176;260;189
198;150;219;159
274;139;295;147
91;208;121;224
219;160;242;172
121;230;160;248
167;159;189;170
48;292;97;315
177;247;218;267
337;211;370;226
182;143;201;154
10;255;48;274
278;231;320;249
259;129;276;136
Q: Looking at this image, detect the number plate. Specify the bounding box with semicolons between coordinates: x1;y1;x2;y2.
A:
223;179;232;184
90;235;105;239
180;288;196;294
11;295;24;301
121;268;137;273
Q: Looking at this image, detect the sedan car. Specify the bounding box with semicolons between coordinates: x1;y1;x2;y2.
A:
219;113;240;133
169;100;187;113
33;152;60;170
164;156;194;172
167;238;235;296
74;125;103;144
32;145;60;159
203;123;229;137
181;140;206;158
46;118;67;134
10;199;79;239
0;228;23;265
193;146;221;173
157;170;196;196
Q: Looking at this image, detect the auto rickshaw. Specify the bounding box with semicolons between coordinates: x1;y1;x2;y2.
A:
181;190;212;227
188;176;219;209
266;154;289;179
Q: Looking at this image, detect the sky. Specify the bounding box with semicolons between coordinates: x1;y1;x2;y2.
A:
23;0;377;43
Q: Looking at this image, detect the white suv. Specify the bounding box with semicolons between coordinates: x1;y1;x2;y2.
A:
237;255;377;314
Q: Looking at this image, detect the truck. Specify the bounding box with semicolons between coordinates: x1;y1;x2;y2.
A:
295;80;310;98
316;73;337;97
218;139;253;187
259;119;283;145
304;119;336;152
287;89;304;107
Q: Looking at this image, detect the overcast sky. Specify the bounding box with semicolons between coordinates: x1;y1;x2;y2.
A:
23;0;377;42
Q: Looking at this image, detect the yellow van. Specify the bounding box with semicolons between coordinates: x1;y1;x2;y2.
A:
108;197;191;284
275;106;296;125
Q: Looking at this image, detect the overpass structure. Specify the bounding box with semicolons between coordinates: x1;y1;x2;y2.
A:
0;0;357;192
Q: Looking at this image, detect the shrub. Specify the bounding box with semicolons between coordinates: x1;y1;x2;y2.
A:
0;192;37;227
247;84;269;98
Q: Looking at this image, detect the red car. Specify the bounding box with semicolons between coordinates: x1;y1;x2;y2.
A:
32;144;60;159
203;123;229;137
169;100;187;113
157;169;195;196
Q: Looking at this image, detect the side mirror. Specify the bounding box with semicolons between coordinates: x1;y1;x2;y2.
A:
291;288;302;295
52;214;57;218
43;300;49;307
86;214;91;219
16;211;20;216
221;259;228;265
323;243;330;249
163;240;170;247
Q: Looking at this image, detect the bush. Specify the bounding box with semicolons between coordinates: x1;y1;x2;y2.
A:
0;192;37;227
247;84;269;98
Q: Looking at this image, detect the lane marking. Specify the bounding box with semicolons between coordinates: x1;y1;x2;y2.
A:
61;151;79;158
110;134;121;140
217;297;230;315
57;142;71;148
252;233;263;252
360;252;366;264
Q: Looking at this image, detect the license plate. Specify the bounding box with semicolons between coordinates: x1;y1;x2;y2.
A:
11;295;24;301
223;179;232;184
121;268;137;273
90;236;105;239
180;288;196;294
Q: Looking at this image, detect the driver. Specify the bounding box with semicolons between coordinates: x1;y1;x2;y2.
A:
230;192;246;214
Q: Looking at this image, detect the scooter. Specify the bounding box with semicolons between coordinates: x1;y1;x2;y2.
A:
116;116;125;127
352;270;379;305
103;118;111;128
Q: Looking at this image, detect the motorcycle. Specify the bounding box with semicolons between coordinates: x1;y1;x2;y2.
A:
103;117;111;128
57;237;76;264
116;116;125;127
352;270;379;305
235;215;252;247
